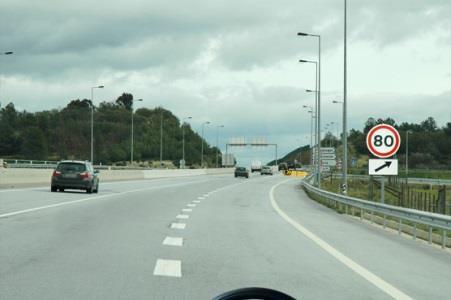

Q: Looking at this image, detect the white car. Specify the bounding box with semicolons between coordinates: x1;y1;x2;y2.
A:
260;166;273;175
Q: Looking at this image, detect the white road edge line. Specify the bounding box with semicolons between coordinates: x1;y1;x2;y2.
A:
187;204;196;208
162;236;184;246
170;223;186;229
176;214;189;219
193;200;201;203
269;179;412;300
182;208;192;212
153;259;182;277
0;179;212;219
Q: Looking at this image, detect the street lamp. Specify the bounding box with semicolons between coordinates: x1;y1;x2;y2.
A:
182;116;192;168
298;32;322;188
201;121;210;168
131;98;143;164
0;51;14;108
216;125;224;168
300;59;319;186
406;130;413;184
343;0;349;194
332;99;346;193
90;85;104;163
302;105;314;166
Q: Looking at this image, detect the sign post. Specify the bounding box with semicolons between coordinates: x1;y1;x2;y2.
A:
366;124;401;203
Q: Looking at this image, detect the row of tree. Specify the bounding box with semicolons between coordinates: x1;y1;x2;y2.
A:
0;93;219;167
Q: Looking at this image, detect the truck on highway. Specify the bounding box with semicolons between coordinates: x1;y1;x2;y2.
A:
251;160;262;173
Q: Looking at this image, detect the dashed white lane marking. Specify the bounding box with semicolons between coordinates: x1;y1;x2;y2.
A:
170;223;186;229
203;194;209;197
269;179;412;300
0;179;213;219
176;214;189;219
153;259;182;277
162;236;184;246
182;208;192;212
193;200;201;203
187;204;196;207
197;197;205;200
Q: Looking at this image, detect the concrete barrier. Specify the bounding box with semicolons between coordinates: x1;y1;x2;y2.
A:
0;168;234;189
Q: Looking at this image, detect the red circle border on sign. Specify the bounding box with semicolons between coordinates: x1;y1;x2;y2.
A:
366;124;400;158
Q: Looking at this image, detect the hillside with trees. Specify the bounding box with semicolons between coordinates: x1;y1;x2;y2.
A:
0;93;219;167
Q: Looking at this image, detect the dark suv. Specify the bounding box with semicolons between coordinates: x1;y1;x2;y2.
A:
51;161;99;193
234;167;249;178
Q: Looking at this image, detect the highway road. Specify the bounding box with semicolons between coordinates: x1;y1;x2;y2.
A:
1;173;450;299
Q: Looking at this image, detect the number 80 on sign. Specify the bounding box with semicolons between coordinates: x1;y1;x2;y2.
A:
366;124;401;158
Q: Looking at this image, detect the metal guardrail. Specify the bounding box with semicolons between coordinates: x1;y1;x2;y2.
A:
302;176;450;248
330;173;451;185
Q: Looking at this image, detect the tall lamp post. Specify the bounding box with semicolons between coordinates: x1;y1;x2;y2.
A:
90;85;104;163
302;105;315;166
298;32;322;188
0;51;13;108
201;121;210;168
333;99;346;193
216;125;224;168
131;98;143;164
342;0;349;194
182;116;192;168
299;58;319;185
306;88;320;186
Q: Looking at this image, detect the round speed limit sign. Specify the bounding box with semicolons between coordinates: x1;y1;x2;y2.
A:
366;124;400;158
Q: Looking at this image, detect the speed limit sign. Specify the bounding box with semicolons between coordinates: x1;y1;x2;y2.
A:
366;124;400;158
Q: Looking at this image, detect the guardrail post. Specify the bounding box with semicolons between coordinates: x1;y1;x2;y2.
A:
398;219;402;235
428;226;432;244
413;223;417;240
351;206;354;216
370;211;374;224
360;208;363;221
345;204;348;215
442;230;447;249
383;215;386;229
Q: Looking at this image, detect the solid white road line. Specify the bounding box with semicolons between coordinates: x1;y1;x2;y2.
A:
269;179;412;300
0;179;211;219
193;200;201;203
153;259;182;277
162;236;184;247
170;223;186;229
182;208;192;212
187;204;196;207
176;214;189;219
197;197;205;200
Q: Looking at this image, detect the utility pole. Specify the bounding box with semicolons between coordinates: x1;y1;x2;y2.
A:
160;111;163;167
342;0;348;194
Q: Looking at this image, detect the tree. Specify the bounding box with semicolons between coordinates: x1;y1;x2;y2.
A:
20;127;47;159
420;117;437;132
115;93;133;111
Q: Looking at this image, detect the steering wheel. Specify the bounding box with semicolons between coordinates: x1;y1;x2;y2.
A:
213;287;296;300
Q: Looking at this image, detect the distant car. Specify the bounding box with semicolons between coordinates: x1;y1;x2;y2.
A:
260;166;273;175
278;163;287;171
51;160;99;193
234;167;249;178
287;162;295;170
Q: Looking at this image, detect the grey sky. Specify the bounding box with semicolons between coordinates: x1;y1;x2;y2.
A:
0;0;450;165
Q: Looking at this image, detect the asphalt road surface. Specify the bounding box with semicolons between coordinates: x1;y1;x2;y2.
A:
1;173;450;299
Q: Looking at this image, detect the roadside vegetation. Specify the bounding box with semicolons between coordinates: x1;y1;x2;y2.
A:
0;94;219;167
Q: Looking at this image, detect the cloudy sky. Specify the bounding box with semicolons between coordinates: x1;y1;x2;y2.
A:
0;0;450;165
